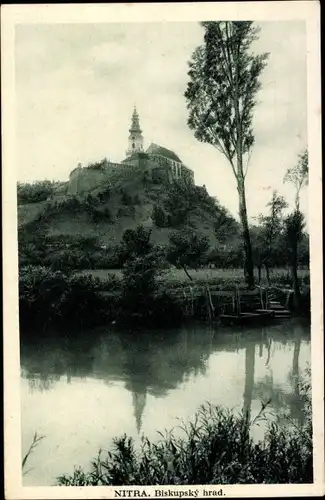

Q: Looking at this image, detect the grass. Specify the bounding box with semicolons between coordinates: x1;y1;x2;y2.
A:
76;267;310;287
57;370;312;486
22;432;45;477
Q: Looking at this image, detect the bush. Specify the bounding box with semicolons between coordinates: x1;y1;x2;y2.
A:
91;207;112;223
17;180;60;205
120;225;154;263
152;204;168;228
86;159;108;171
19;266;69;327
19;266;117;329
117;206;135;218
120;188;134;206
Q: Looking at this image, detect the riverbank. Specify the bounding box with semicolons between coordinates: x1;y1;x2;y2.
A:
19;265;310;332
56;373;312;485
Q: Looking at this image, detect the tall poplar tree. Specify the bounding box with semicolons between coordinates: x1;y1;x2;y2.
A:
185;21;268;287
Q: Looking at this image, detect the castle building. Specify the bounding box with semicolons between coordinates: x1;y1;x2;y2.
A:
67;107;194;196
123;108;194;184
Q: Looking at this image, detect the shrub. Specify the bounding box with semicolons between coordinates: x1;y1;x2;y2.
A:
117;206;135;218
91;207;112;223
17;180;60;205
120;188;134;206
19;266;68;327
19;266;117;329
120;225;154;263
152;204;168;228
86;159;108;171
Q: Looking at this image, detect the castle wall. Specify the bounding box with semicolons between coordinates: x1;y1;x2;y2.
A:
67;161;149;195
67;148;194;196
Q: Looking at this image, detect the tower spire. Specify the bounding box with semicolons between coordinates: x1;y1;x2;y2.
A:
130;106;142;133
126;106;144;157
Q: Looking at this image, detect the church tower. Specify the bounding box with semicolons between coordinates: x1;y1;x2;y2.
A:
126;107;144;157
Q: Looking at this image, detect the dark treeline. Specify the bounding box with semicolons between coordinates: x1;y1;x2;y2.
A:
19;223;310;333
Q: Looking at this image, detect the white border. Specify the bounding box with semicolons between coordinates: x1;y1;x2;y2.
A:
2;2;323;499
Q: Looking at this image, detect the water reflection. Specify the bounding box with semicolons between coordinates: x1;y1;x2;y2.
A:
21;319;311;485
251;323;306;427
21;320;310;435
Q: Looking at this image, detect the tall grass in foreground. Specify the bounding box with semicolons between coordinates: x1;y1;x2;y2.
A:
57;372;312;485
22;432;45;476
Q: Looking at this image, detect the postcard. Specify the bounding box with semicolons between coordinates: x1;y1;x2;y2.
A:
2;2;323;498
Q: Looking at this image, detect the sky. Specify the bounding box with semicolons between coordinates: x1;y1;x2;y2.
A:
15;21;308;221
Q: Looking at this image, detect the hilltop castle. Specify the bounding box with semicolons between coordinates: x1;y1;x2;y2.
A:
67;107;194;196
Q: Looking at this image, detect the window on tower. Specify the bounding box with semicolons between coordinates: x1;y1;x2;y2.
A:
132;143;135;149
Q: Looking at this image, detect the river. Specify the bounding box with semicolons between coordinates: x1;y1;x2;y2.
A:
20;318;310;486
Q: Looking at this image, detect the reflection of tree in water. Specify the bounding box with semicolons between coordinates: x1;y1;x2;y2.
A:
23;369;61;393
243;342;255;422
215;321;309;428
20;334;96;393
20;321;309;433
21;326;215;433
252;323;306;428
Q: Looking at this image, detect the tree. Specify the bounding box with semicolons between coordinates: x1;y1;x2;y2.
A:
283;150;309;309
17;180;61;205
283;210;305;310
167;230;210;280
185;21;268;287
121;226;165;318
120;225;153;263
284;149;308;211
255;191;287;283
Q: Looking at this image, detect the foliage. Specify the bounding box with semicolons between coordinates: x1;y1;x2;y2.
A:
162;181;225;228
22;432;45;477
17;180;62;205
120;225;154;263
185;21;268;162
251;191;288;276
185;21;268;288
284;210;305;256
206;243;243;269
86;158;109;171
120;226;166;318
167;230;210;279
283;209;306;309
152;204;169;228
120;188;134;206
91;207;113;223
19;266;68;326
57;374;312;485
19;266;113;329
214;208;239;243
284;149;308;210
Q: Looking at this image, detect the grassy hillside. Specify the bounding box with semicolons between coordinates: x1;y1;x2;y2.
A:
18;174;239;248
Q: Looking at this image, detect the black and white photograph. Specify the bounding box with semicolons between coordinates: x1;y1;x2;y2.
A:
2;2;323;498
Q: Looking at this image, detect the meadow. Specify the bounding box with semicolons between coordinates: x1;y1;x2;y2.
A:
76;267;310;286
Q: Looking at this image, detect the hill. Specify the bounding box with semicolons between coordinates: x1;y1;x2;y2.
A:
18;173;239;249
